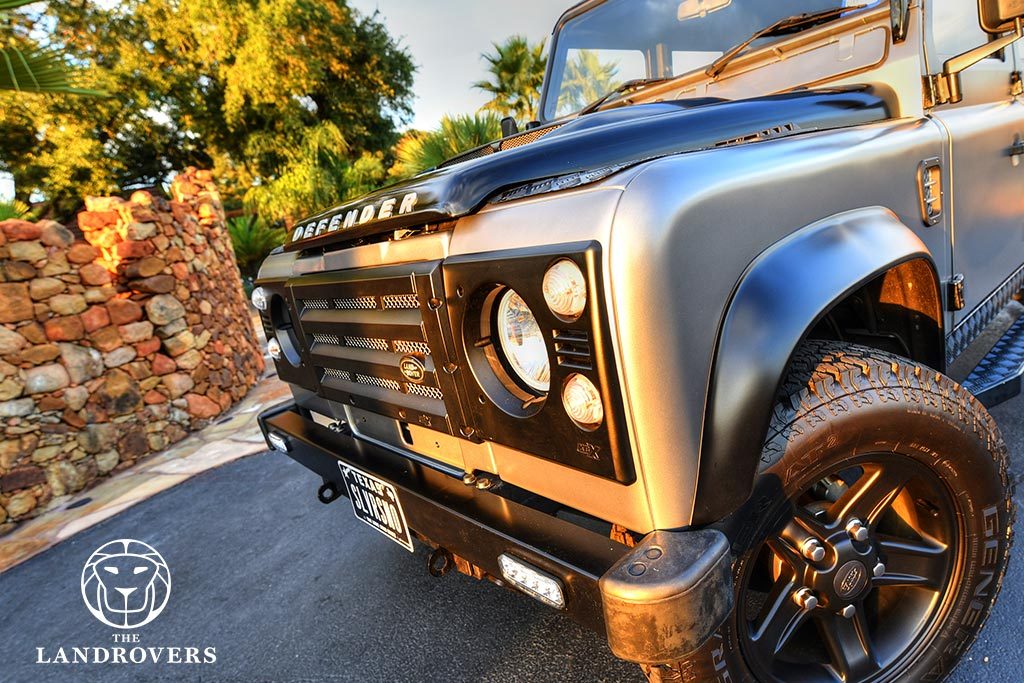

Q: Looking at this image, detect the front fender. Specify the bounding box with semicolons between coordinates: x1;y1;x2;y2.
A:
691;208;943;524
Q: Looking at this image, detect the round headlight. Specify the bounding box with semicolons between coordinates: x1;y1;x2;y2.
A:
496;290;550;393
267;337;283;361
543;260;587;319
251;286;269;311
562;374;604;430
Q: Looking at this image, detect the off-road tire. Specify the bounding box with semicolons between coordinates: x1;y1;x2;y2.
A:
651;341;1014;683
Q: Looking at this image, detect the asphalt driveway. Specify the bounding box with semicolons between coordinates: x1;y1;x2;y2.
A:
1;395;1021;683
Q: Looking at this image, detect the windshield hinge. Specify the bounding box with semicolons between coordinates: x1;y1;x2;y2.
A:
923;74;954;109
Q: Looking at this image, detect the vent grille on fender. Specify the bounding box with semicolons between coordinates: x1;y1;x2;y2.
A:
287;261;460;434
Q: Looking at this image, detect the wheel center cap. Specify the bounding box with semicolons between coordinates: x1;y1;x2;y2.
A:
834;560;869;599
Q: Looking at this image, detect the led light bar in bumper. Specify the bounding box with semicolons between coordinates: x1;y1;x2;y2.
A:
499;554;565;609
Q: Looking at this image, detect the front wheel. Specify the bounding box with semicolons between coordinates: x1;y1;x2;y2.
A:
664;342;1014;683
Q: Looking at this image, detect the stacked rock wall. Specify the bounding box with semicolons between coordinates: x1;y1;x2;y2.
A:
0;168;264;532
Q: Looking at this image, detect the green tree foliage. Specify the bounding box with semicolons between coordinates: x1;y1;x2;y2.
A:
0;0;102;95
556;50;621;117
389;114;502;180
474;36;547;124
226;215;287;290
0;0;414;222
245;122;349;226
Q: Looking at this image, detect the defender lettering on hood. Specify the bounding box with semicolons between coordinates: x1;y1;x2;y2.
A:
291;193;419;243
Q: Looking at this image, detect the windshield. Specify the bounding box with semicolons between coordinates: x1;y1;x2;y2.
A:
542;0;881;120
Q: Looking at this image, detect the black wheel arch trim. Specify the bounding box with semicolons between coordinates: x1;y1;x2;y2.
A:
691;208;944;525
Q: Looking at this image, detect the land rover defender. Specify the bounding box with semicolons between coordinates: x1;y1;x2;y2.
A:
256;1;1021;680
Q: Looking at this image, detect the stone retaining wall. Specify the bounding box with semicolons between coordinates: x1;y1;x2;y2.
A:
0;168;264;532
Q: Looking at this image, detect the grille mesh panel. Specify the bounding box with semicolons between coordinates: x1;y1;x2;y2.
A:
303;299;331;310
356;373;402;392
312;333;341;345
344;337;390;352
322;368;352;381
382;294;420;310
293;265;450;429
334;296;378;310
393;340;431;356
406;383;443;401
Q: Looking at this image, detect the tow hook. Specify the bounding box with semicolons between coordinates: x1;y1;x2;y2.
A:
317;481;340;504
427;547;454;577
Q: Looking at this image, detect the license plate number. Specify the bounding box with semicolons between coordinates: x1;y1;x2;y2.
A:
339;463;414;552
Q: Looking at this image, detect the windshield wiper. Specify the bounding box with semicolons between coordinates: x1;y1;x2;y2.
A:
578;77;673;116
705;4;867;79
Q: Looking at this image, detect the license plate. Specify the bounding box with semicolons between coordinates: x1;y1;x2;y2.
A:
338;463;414;552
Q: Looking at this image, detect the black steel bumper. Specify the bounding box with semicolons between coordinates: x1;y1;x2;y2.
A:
258;402;733;664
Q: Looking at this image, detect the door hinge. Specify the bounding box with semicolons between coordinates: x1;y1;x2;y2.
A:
923;74;954;108
948;274;966;312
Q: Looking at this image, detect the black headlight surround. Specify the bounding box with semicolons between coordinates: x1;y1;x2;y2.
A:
444;241;635;484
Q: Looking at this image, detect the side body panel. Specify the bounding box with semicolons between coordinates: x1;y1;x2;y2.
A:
608;119;949;529
926;0;1024;328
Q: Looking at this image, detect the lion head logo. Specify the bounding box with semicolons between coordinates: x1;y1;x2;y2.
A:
81;539;171;629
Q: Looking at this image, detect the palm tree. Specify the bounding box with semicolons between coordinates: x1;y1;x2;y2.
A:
556;50;621;117
390;113;503;179
1;0;103;94
474;36;547;124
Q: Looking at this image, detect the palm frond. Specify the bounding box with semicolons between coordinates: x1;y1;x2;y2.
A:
0;199;32;221
0;46;106;95
0;0;45;9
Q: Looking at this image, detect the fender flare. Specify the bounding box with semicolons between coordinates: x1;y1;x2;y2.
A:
691;208;944;525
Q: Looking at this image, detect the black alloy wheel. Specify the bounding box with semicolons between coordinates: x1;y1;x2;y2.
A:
662;342;1014;683
739;456;959;682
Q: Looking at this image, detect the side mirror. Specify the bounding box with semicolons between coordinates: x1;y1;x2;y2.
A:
939;14;1023;103
980;0;1024;34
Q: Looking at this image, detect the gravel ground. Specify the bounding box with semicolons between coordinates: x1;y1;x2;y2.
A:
0;394;1020;683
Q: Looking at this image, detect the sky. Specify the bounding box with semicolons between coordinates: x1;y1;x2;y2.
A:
1;1;567;201
350;0;565;130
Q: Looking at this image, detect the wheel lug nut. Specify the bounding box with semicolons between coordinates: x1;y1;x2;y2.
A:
801;539;826;562
839;605;856;619
873;561;886;578
793;588;819;611
846;518;869;542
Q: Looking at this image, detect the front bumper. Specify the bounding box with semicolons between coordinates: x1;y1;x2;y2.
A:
258;401;733;664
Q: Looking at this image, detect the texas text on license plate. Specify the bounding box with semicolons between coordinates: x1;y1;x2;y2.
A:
338;462;414;552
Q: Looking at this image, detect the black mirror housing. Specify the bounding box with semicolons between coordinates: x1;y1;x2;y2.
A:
980;0;1024;33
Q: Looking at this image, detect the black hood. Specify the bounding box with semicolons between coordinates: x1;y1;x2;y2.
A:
285;87;889;253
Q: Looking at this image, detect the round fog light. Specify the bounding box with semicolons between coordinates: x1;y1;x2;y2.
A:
562;374;604;430
543;260;587;319
267;337;283;361
251;286;269;311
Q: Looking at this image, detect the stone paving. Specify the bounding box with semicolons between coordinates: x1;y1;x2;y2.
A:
0;370;289;574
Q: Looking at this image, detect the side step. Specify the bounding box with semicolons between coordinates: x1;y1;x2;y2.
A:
963;315;1024;407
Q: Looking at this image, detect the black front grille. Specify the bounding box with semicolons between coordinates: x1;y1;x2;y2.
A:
287;261;461;434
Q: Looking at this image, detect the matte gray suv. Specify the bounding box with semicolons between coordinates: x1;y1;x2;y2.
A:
257;1;1021;680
